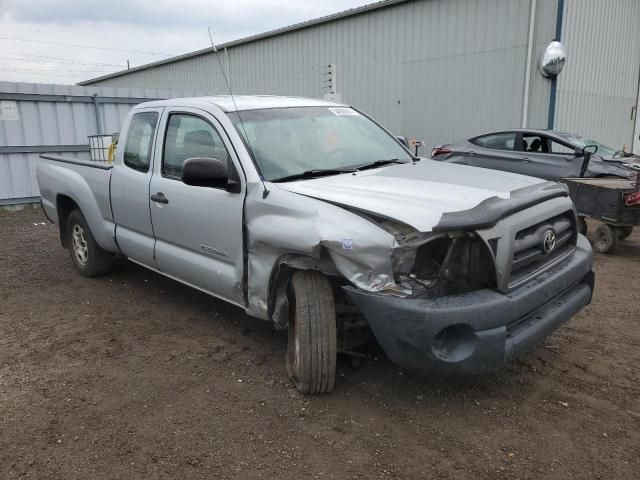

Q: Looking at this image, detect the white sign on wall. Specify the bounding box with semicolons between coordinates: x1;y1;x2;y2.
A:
0;101;20;121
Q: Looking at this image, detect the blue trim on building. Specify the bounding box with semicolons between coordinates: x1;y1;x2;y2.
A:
547;0;565;129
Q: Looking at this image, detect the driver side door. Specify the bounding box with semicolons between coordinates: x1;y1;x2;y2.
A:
148;108;246;307
518;134;582;179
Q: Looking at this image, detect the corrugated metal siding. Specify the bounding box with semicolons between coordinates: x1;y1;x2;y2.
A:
85;0;553;151
0;81;210;203
526;0;558;129
555;0;640;150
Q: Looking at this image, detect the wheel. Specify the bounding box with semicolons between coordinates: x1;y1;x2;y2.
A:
66;209;113;277
593;224;619;254
286;271;337;394
577;217;588;236
618;226;634;240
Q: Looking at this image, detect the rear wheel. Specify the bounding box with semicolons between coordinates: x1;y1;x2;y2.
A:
593;224;619;254
66;209;113;277
618;226;634;240
286;271;337;394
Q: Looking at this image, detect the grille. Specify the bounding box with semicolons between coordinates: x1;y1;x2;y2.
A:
509;211;576;287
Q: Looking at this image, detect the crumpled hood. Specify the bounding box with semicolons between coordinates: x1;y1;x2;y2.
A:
592;155;640;177
275;159;544;232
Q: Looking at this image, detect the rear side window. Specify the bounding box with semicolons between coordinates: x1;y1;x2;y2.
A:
123;112;158;173
162;114;231;179
471;132;517;151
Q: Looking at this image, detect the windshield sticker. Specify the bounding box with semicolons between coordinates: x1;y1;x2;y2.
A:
329;107;360;116
342;239;354;250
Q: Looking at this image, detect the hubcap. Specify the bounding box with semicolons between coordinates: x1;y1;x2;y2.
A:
596;232;607;249
72;224;89;265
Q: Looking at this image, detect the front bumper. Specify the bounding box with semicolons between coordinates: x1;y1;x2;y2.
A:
345;236;594;375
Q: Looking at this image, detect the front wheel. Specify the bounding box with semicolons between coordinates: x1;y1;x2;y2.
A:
66;209;113;277
286;271;337;394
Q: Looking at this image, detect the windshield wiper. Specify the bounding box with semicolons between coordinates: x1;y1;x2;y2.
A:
271;167;356;183
354;158;405;171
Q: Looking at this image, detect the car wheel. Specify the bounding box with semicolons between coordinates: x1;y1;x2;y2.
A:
66;209;114;277
593;224;619;254
286;270;337;394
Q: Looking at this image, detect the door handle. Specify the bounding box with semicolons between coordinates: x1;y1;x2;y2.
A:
150;192;169;204
467;151;476;156
522;157;530;163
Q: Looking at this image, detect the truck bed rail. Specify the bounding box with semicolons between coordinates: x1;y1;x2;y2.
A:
40;154;113;170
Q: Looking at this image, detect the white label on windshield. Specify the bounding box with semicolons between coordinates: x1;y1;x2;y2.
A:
328;107;359;116
342;239;354;250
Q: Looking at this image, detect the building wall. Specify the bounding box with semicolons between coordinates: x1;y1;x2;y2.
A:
84;0;558;151
555;0;640;151
0;81;208;204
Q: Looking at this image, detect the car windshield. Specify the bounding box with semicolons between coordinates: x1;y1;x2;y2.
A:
555;132;620;159
228;106;412;181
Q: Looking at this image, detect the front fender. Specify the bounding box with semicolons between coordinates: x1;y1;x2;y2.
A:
244;182;397;320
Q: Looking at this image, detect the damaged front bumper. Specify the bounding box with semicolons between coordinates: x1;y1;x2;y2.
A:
345;236;594;375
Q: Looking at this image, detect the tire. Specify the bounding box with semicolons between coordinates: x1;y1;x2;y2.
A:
577;217;588;236
618;226;634;241
593;224;619;254
286;271;337;394
66;209;113;277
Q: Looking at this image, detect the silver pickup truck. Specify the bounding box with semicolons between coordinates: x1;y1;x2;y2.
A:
37;96;594;394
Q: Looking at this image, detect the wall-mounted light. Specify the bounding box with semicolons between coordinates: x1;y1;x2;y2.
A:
540;40;566;78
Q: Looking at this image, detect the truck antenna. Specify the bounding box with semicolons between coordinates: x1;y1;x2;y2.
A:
208;27;270;198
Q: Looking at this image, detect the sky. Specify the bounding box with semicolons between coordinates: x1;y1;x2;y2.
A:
0;0;374;85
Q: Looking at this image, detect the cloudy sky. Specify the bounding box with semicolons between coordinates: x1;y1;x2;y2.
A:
0;0;373;84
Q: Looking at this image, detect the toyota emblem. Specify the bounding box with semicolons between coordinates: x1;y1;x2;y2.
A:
543;230;556;253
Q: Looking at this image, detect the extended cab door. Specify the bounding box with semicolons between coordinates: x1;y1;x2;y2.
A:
148;107;246;307
111;108;162;267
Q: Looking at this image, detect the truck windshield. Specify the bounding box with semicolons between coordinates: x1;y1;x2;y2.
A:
228;106;412;181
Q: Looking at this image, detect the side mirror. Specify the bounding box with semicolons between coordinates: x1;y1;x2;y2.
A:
396;136;410;150
181;157;233;190
574;145;598;157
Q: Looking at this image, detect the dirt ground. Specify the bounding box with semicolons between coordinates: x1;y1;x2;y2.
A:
1;207;639;479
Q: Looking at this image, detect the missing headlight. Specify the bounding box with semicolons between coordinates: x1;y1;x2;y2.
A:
395;233;496;298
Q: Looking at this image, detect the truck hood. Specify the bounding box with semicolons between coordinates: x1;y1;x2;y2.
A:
275;159;545;232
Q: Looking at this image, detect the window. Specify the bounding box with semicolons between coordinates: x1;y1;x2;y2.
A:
123;112;158;172
471;132;517;151
522;134;549;153
163;114;230;179
549;139;576;155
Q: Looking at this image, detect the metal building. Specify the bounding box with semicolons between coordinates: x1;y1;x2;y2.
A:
65;0;640;157
0;82;207;204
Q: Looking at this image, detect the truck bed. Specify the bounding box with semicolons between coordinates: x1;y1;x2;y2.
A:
37;154;118;252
